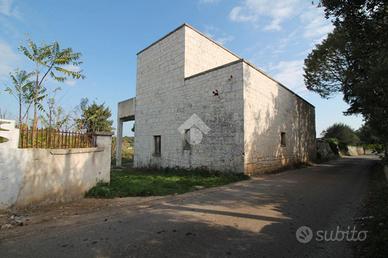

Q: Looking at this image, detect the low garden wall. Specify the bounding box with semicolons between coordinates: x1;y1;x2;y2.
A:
0;119;112;210
346;145;365;156
316;138;369;162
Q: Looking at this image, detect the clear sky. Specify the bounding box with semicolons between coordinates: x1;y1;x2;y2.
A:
0;0;364;136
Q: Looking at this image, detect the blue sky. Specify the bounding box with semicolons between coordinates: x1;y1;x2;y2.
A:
0;0;363;136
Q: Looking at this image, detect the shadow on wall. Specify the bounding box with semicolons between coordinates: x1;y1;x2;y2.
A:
0;148;107;209
0;120;111;209
244;67;315;175
0;120;14;144
16;150;100;207
0;123;8;143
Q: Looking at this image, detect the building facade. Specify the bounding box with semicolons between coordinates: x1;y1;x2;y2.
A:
118;24;315;174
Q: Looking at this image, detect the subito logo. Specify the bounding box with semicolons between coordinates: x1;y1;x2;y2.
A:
178;114;210;145
296;226;313;244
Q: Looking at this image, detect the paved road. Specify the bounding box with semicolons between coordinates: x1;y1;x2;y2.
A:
0;156;378;258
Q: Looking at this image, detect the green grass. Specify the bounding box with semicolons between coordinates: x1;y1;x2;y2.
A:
86;168;249;198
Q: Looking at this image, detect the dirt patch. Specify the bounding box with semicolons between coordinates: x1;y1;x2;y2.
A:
0;196;160;232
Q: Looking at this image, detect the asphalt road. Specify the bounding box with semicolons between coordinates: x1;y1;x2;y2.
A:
0;156;378;258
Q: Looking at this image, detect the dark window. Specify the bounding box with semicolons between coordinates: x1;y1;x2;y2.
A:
183;129;191;150
154;135;161;156
281;132;286;147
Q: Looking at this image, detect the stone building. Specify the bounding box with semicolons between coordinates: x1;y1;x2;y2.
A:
117;23;316;174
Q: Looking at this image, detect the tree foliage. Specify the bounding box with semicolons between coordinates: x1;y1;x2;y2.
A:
356;122;384;152
39;87;74;130
304;1;388;151
322;123;360;146
19;39;85;129
356;122;381;145
76;99;113;133
4;69;33;125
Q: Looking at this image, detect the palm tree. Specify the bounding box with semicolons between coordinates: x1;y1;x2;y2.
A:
19;39;85;130
5;69;33;126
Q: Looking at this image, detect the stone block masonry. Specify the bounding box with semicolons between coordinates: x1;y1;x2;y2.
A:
132;23;316;174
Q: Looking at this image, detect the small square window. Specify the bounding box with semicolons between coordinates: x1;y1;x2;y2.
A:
154;135;161;156
281;132;286;147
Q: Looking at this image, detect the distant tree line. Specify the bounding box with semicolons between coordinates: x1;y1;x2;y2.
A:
321;123;383;153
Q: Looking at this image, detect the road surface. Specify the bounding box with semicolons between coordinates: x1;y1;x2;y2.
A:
0;156;378;258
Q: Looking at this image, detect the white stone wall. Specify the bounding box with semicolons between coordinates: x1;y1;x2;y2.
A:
243;63;316;174
181;61;245;172
184;26;239;78
134;24;315;174
0;120;112;209
134;25;244;172
346;145;365;156
134;25;186;168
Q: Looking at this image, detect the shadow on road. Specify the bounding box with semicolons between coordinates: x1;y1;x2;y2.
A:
0;156;379;258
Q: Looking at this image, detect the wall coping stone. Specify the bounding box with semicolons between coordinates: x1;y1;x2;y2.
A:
93;131;114;136
50;147;104;155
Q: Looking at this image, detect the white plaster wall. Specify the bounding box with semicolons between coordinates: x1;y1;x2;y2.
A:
0;122;112;209
0;119;19;147
0;119;22;209
184;26;239;78
243;63;316;174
